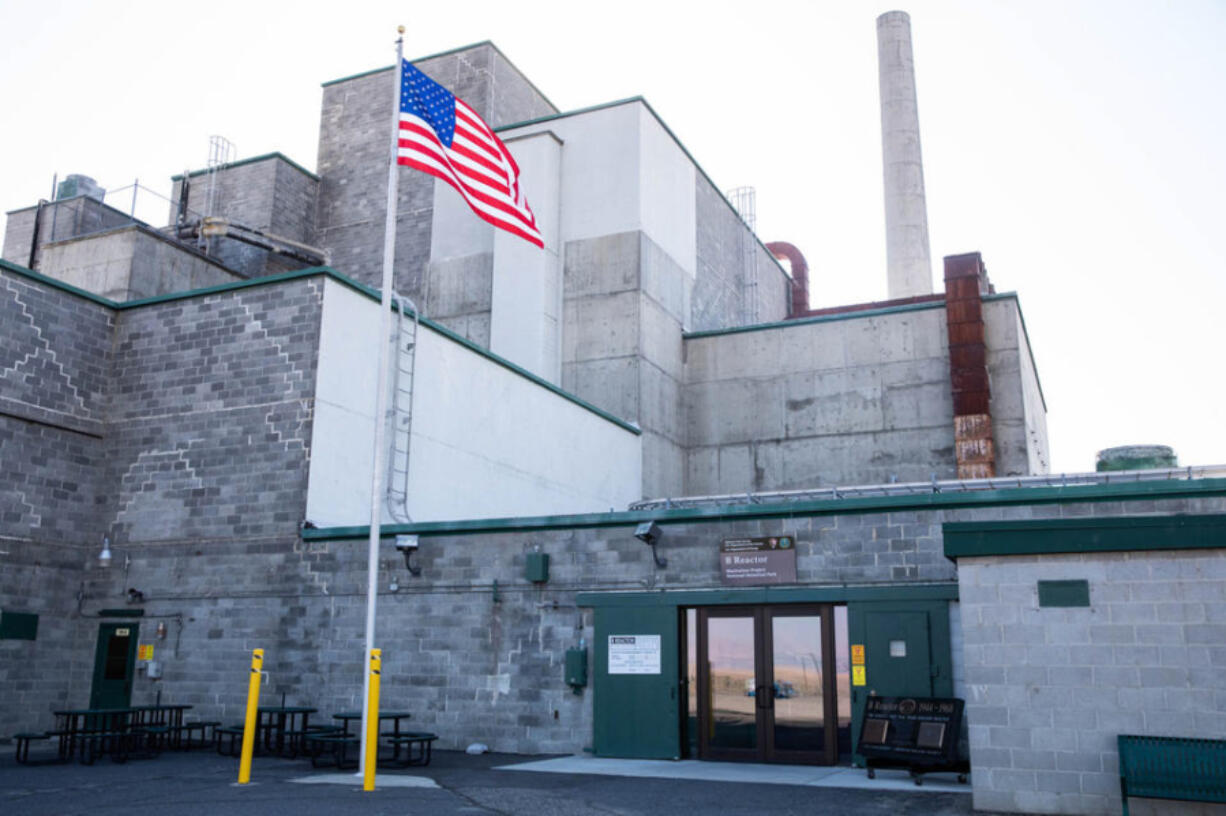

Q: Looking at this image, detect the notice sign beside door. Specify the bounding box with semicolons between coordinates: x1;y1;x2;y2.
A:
720;537;797;586
608;635;661;674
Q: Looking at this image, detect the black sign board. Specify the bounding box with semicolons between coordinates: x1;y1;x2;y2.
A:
857;696;964;765
719;537;797;586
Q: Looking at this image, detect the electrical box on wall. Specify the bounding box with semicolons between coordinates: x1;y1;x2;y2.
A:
525;552;550;583
565;647;587;693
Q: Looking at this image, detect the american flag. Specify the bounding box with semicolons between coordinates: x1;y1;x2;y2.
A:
397;60;543;248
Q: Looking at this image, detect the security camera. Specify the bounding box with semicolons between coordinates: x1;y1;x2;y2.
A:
634;521;660;545
633;522;666;568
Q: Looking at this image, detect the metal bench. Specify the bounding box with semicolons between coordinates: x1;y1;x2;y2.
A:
305;732;361;769
215;725;246;757
383;731;438;767
1118;734;1226;816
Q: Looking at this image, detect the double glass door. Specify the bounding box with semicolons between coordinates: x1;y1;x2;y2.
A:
689;605;847;764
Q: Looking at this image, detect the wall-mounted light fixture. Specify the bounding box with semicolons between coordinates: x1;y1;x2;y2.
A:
98;535;130;574
395;535;422;577
634;521;667;568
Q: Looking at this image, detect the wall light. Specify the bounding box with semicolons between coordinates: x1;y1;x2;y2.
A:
395;535;422;577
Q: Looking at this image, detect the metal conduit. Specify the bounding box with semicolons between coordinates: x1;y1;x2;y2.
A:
629;465;1226;511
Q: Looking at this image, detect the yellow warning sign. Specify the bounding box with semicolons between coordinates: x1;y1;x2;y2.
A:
852;665;866;686
138;644;154;661
851;644;865;665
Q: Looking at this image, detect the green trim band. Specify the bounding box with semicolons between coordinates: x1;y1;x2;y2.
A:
575;583;958;608
943;514;1226;559
302;477;1226;541
684;298;946;340
0;259;639;436
320;41;558;114
498;97;790;288
172;152;319;183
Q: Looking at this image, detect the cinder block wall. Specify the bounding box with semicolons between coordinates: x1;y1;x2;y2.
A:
169;156;320;279
0;266;116;735
958;542;1226;815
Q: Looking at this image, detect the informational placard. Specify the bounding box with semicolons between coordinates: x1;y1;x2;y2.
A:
852;665;866;686
137;644;154;660
608;635;661;675
858;696;964;762
719;537;797;586
851;644;865;665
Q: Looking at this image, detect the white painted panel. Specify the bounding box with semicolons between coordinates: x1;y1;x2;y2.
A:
638;107;696;277
306;278;641;526
490;131;563;382
501;103;641;246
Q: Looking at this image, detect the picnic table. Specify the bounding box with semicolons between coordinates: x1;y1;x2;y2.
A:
307;710;413;769
48;704;194;763
256;705;317;757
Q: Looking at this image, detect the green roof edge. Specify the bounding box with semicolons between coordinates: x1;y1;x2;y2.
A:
171;152;319;183
301;476;1226;541
684;298;946;339
0;260;639;436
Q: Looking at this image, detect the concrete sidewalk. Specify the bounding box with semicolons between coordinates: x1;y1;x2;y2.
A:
1;748;1012;816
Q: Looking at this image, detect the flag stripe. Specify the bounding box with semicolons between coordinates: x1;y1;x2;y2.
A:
397;60;541;248
399;156;544;247
398;119;538;233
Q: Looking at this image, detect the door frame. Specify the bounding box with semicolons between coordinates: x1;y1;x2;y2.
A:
89;622;139;710
695;604;838;765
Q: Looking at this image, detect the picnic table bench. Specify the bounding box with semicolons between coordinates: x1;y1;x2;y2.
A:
1118;734;1226;816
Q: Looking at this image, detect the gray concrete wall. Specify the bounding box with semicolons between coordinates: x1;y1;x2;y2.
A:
985;296;1050;476
684;303;957;495
315;44;557;298
693;174;789;332
2;206;37;266
958;544;1226;815
561;231;688;498
38;226;241;301
169;155;320;279
4;197;136;270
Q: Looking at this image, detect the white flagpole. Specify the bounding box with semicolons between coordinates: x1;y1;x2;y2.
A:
359;25;405;778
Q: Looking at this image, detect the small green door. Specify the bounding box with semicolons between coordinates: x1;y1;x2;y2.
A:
847;601;952;761
593;606;680;759
89;622;139;710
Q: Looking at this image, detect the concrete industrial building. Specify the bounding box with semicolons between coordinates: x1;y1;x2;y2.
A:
2;19;1224;816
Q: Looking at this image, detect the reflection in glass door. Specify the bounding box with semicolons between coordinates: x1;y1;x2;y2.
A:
695;605;845;764
703;612;758;757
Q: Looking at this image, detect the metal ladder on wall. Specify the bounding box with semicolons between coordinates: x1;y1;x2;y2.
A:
385;292;420;524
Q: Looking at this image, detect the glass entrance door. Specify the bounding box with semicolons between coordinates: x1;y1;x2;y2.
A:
696;605;842;764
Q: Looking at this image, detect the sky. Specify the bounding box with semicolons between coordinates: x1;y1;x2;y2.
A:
1;0;1223;475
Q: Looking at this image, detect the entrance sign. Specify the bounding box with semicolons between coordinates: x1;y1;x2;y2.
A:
608;635;661;674
719;537;797;586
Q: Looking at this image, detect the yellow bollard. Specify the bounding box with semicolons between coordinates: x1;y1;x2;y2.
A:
237;648;263;784
362;648;382;791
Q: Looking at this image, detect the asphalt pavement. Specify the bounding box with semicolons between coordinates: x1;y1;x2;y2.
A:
1;747;1017;816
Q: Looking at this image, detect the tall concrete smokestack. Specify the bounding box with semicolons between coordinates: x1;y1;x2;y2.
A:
877;10;933;298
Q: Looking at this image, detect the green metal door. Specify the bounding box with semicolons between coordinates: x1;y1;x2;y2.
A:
847;601;951;761
89;622;138;710
593;606;680;759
